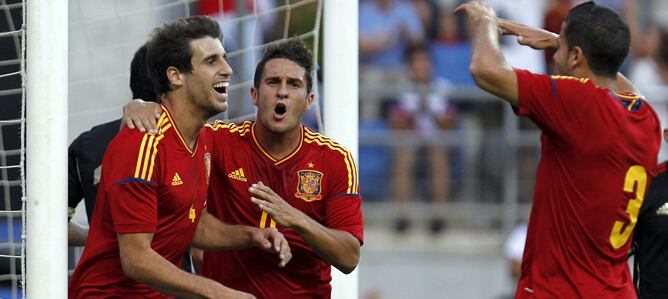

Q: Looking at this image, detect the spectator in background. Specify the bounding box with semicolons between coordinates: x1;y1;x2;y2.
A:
411;0;440;41
67;44;157;246
544;0;571;73
359;0;424;123
437;6;464;44
389;42;457;234
626;0;668;162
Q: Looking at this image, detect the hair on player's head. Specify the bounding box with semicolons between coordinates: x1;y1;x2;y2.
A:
404;41;432;62
130;44;158;102
146;15;222;96
254;38;314;93
564;1;630;78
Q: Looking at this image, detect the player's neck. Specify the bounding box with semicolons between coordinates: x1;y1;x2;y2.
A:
589;75;618;93
574;69;618;92
254;121;302;160
162;96;206;150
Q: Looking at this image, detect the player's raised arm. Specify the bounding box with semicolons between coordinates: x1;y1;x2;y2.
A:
454;1;518;106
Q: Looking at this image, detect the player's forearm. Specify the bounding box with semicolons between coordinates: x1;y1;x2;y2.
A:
192;211;257;251
294;216;360;274
468;16;519;106
119;245;223;298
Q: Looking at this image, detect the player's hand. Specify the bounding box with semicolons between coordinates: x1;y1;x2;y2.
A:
251;227;292;267
122;98;161;134
454;0;497;24
497;18;559;50
249;182;306;230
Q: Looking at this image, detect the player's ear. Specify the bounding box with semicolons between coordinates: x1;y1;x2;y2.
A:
304;92;315;112
166;66;183;88
570;46;584;70
250;86;259;107
663;128;668;143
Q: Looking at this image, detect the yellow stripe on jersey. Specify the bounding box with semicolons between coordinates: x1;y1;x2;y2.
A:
550;75;591;84
303;130;358;193
134;134;149;178
146;133;165;181
140;135;156;179
134;113;166;178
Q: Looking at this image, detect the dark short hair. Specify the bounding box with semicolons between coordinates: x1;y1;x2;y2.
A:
130;44;157;102
253;38;314;93
146;15;222;96
564;1;630;77
404;41;432;62
659;26;668;66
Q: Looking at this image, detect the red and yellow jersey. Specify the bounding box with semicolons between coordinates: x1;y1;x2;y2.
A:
68;106;211;298
201;121;363;299
513;69;661;298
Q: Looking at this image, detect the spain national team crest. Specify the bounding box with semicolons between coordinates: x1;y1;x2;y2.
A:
295;170;323;202
204;152;211;184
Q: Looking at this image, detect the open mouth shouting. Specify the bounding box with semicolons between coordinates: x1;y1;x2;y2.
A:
273;102;287;120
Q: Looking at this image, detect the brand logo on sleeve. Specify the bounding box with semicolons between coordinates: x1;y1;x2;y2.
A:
171;172;183;186
228;168;248;182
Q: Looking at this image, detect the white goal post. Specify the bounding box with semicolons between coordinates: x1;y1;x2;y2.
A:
25;0;68;298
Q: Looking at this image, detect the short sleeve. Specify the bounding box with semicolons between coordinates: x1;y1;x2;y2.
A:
325;148;364;245
514;68;596;139
102;129;161;234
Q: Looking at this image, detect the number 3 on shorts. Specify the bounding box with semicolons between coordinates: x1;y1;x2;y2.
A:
609;165;647;249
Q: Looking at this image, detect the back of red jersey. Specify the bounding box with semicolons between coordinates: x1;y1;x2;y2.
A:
201;121;363;298
513;69;661;298
68;107;210;298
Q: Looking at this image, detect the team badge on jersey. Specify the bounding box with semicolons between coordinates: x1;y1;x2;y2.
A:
204;152;211;184
295;170;323;202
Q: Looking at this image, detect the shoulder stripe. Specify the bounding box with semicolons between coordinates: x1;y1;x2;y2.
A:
207;120;253;136
303;132;358;193
133;113;170;181
134;134;149;178
550;75;590;83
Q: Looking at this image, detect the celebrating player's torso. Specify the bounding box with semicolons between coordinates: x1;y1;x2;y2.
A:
514;69;661;298
201;121;363;299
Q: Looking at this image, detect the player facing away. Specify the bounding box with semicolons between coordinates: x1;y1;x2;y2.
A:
124;38;364;299
456;1;661;298
68;16;290;299
632;128;668;298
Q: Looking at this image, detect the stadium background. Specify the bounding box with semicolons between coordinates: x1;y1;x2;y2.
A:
0;0;667;298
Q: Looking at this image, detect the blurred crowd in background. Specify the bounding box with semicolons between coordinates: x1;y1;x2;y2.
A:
356;0;668;235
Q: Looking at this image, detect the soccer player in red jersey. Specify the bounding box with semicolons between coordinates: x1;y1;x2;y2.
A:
124;38;363;299
456;1;661;298
68;16;289;299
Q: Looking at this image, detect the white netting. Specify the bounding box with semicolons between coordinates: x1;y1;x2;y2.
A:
0;0;25;298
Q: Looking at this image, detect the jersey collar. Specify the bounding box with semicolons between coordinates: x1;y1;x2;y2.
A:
251;122;303;166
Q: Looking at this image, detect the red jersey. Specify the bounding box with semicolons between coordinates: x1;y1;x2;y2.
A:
513;69;661;298
68;107;211;298
201;121;363;299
